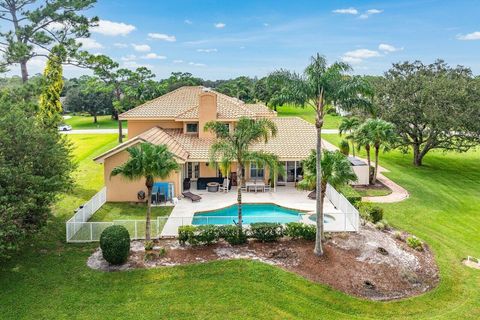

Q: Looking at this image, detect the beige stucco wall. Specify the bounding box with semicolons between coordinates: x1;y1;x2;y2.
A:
127;120;183;138
198;92;217;139
104;150;181;202
350;165;369;186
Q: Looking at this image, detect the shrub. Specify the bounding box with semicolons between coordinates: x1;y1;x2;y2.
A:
358;202;384;223
144;240;154;251
339;139;350;156
249;223;283;242
100;225;131;265
218;225;247;245
285;222;316;241
178;225;197;245
407;236;423;251
196;225;220;245
375;220;389;231
370;207;384;223
394;231;403;241
338;185;362;204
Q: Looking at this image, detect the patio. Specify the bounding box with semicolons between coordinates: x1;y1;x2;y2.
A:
161;186;359;237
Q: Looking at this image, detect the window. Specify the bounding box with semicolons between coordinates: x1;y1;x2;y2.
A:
185;162;200;179
250;163;264;179
186;123;198;133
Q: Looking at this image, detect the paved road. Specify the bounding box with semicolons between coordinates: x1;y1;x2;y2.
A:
61;128;339;135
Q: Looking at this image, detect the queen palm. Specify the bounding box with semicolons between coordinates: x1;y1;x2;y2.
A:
205;117;279;231
111;143;179;240
298;150;357;242
339;117;361;157
276;53;372;256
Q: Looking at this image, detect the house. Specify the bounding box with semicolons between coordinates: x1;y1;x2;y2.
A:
94;86;318;202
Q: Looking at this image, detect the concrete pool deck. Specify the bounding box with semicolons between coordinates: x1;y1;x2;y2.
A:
160;187;358;237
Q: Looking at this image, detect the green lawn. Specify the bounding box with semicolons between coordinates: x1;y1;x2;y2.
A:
276;105;343;129
353;185;392;197
1;126;480;318
90;203;172;222
65;115;127;129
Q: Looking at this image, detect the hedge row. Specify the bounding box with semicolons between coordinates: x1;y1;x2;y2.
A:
178;222;316;246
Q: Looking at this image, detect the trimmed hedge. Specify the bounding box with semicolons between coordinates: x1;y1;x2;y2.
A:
338;184;362;205
249;223;284;242
358;202;384;223
285;222;316;241
219;225;248;245
100;225;130;265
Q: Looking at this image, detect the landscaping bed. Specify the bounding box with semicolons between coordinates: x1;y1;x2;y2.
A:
353;181;393;197
88;224;439;301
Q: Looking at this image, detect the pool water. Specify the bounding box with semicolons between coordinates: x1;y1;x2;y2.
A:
192;203;302;225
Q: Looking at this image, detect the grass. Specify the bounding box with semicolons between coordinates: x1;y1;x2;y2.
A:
276;105;342;129
90;203;172;222
64;115;127;130
1;120;480;318
353;185;392;197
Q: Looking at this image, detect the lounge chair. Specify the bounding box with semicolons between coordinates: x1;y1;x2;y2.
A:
182;191;202;202
308;190;316;200
219;178;229;192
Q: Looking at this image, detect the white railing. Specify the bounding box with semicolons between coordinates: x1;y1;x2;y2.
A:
325;183;360;231
66;187;106;242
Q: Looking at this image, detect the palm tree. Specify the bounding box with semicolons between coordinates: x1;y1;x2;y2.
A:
339;117;361;156
354;125;373;184
205;117;279;231
276;54;372;256
298;150;357;241
111;143;179;240
356;119;396;184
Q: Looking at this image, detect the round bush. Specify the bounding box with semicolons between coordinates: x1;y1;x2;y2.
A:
100;225;131;265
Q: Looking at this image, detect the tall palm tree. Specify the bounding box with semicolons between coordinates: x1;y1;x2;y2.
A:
205;117;279;231
111;143;179;240
298;150;357;240
356;119;396;184
276;54;372;256
339;117;361;156
354;125;373;184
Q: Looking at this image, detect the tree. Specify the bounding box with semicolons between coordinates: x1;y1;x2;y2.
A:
355;119;396;184
110;143;179;241
375;60;480;166
216;76;256;103
38;45;65;128
0;98;74;259
255;70;292;111
205;117;279;232
0;0;98;82
275;54;371;256
298;150;356;241
339;117;361;157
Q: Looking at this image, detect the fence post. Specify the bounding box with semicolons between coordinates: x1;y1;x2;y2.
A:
90;223;93;241
134;221;138;240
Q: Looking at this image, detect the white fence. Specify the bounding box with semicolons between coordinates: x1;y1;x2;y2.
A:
326;183;360;232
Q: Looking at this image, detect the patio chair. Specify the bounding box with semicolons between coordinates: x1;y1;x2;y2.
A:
219;178;229;192
264;184;271;192
307;190;316;200
182;191;202;202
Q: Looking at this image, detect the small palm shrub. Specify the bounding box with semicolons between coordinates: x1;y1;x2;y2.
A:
285;222;316;241
339;139;350;156
407;236;423;251
100;225;131;265
375;219;389;231
249;223;284;242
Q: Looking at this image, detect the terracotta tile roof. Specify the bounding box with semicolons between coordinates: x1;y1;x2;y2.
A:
119;86;263;120
245;103;276;117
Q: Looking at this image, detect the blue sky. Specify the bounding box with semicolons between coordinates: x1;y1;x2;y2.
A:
21;0;480;79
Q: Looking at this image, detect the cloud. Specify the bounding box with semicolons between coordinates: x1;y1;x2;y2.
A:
121;54;137;61
189;62;206;67
91;20;135;36
333;8;358;15
142;53;167;60
263;23;269;27
379;43;403;53
457;31;480;40
77;38;103;49
113;42;128;48
132;44;151;52
148;33;176;42
214;22;226;28
173;60;184;63
123;61;153;69
359;9;383;19
196;48;217;53
342;49;380;64
184;19;193;24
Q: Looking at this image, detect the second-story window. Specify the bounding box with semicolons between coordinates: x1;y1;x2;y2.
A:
186;123;198;133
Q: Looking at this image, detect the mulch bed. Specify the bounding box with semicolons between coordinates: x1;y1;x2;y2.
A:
87;225;439;301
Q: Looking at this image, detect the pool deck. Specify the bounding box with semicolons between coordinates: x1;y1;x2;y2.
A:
160;187;357;237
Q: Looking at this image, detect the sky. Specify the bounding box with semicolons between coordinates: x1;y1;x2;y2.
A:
6;0;480;80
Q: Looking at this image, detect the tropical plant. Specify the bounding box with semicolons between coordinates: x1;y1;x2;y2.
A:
298;150;357;246
274;54;371;255
205;117;279;232
111;143;179;240
355;119;396;184
339;139;350;156
339;117;361;156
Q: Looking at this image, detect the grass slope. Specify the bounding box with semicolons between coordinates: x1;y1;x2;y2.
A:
0;127;479;318
276;105;342;129
65;115;127;130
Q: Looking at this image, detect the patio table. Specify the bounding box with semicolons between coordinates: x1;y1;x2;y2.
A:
246;181;265;192
206;182;220;192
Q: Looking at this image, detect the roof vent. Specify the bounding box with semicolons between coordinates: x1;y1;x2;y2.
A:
202;87;211;92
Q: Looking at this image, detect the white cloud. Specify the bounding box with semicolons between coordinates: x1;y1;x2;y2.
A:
184;19;192;24
121;54;137;61
457;31;480;41
173;59;184;63
379;43;403;53
342;49;380;64
114;43;128;48
91;20;135;36
196;48;217;53
333;8;358;15
148;33;176;42
132;44;151;52
359;9;383;19
142;53;166;60
77;38;103;49
189;62;206;67
214;22;226;28
123;61;153;69
46;22;67;31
